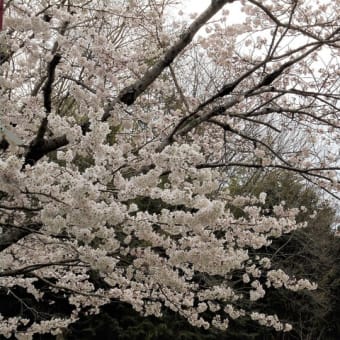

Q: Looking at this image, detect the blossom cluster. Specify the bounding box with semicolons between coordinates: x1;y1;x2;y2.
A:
0;0;339;338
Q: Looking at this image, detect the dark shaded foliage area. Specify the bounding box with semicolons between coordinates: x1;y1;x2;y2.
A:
68;303;220;340
227;171;340;340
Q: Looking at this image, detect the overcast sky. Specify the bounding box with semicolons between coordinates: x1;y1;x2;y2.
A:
183;0;211;13
179;0;244;25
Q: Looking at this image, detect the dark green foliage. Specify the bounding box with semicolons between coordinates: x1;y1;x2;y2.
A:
67;303;219;340
228;171;340;339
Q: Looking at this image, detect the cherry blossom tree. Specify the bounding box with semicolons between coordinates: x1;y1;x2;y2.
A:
0;0;339;338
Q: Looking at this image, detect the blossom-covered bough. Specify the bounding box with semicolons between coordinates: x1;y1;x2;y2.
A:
0;0;339;338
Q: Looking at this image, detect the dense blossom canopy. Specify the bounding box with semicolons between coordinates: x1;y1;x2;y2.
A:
0;0;339;338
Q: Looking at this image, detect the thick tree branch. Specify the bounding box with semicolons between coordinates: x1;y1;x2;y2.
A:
0;259;80;277
22;53;62;167
24;135;68;166
159;36;335;151
0;223;43;251
102;0;235;120
42;54;62;114
197;161;339;181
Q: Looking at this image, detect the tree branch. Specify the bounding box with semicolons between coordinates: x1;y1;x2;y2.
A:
0;223;43;251
102;0;235;120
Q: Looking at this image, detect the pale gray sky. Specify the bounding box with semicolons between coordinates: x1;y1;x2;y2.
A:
181;0;244;25
183;0;210;13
